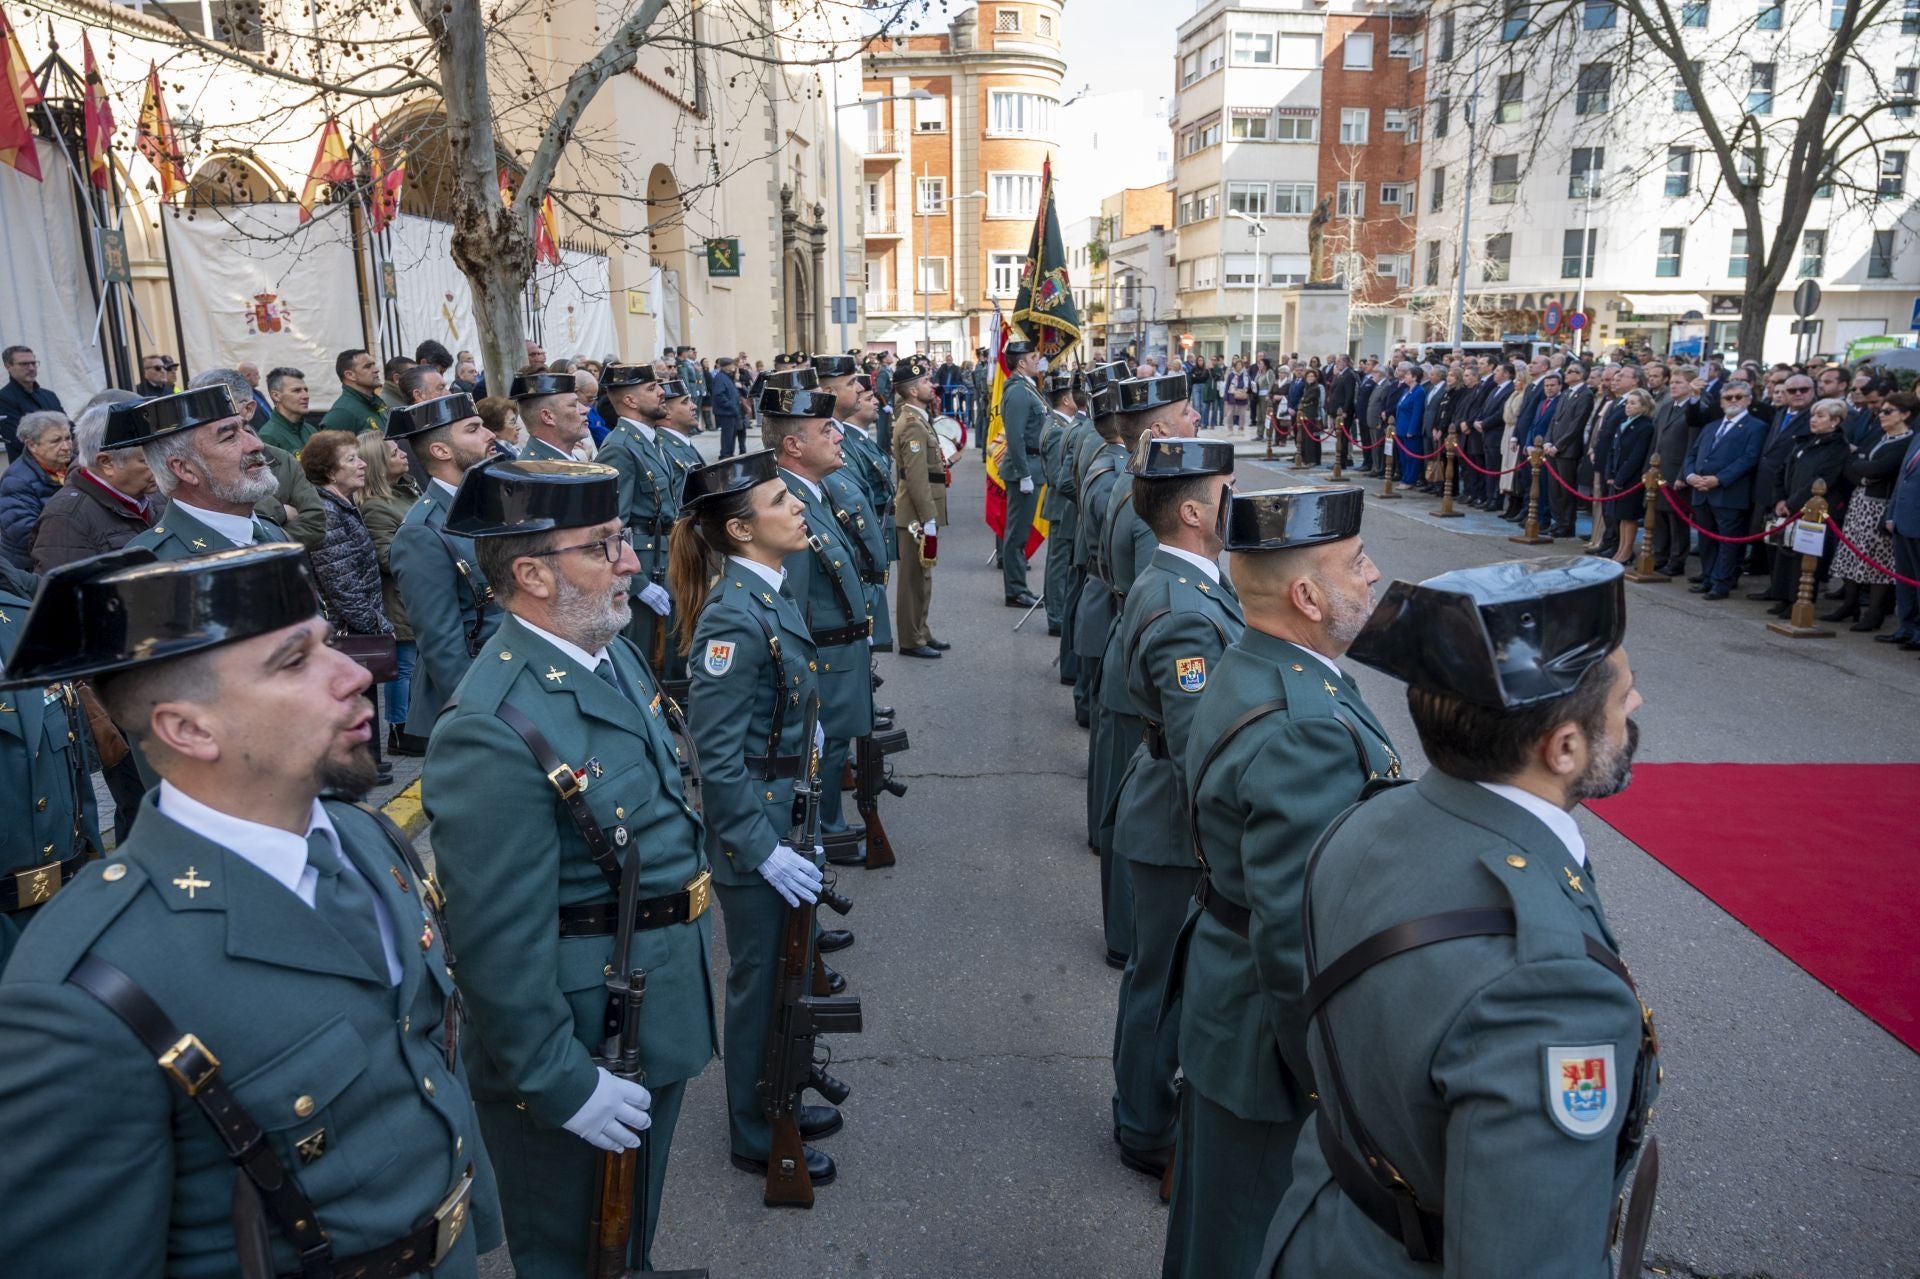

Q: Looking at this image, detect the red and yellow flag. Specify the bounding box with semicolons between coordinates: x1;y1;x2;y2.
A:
297;117;353;222
81;33;113;191
0;6;42;182
980;302;1048;556
135;64;186;197
535;193;561;265
367;124;404;233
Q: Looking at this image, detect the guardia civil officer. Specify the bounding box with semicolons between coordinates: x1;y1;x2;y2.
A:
386;392;504;738
0;544;502;1276
814;360;894;654
997;339;1046;607
0;573;100;971
1106;437;1241;1180
818;356;899;580
120;386;288;559
513;371;590;462
761;372;874;861
651;379;708;489
1038;368;1080;637
1164;484;1398;1279
1259;557;1660;1279
422;459;716;1276
669;449;849;1187
595;363;677;661
891;355;947;659
1070;377;1131;827
1059;362;1130;719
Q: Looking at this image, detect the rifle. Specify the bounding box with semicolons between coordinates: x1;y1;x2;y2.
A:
852;727;909;870
585;781;707;1278
759;697;862;1208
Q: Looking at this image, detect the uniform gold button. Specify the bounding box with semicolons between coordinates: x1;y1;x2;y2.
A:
615;807;626;819
35;797;46;811
294;1095;316;1118
1291;664;1305;672
423;1078;436;1097
456;1136;463;1154
1505;854;1527;869
499;651;512;661
102;864;127;882
765;791;775;801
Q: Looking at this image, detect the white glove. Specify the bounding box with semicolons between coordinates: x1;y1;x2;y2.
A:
923;520;937;536
759;842;823;906
1018;476;1035;494
638;582;672;616
563;1067;652;1151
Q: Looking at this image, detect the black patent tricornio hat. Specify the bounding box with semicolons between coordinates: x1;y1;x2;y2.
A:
1223;485;1364;551
683;449;780;512
1349;557;1627;709
601;363;656;389
811;354;858;378
384;392;479;440
102;386;242;449
764;368;819;391
509;372;576;401
1116;373;1192;413
1081;360;1132;394
760;382;838;418
1129;437;1235;478
659;379;690;401
0;544;320;689
1044;369;1077;397
444;458;620;538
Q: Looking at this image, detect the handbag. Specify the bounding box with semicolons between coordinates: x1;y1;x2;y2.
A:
334;632;400;683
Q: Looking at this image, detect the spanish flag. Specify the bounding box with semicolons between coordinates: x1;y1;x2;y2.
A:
981;302;1048;557
535;193;561;265
367;124;403;233
81;34;113;191
0;5;42;182
297;117;353;222
135;64;186;198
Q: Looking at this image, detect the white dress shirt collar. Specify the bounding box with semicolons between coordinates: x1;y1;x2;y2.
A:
518;616;610;672
620;416;657;443
1160;544;1221;583
1476;781;1588;867
157;782;336;903
169;500;259;546
779;466;823;502
729;555;787;592
431;476;459;499
658;425;691;447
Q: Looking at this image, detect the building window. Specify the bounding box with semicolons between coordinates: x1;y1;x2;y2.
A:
1584;0;1618;27
1490;154;1520;203
1495;74;1525;124
1272;110;1318;142
1278;33;1323;67
1894;68;1916;118
1484;233;1512;283
1757;0;1782;28
917;257;947;293
1038;12;1053;36
1829;66;1848;116
1181;48;1202;87
1799;229;1826;277
989;251;1023;296
1380;182;1411;209
1272;181;1317;215
1177;260;1194;291
1906;0;1920;33
1665;147;1693;196
1227;181;1270;215
1432;93;1451;138
1437;11;1456;60
1728;230;1750;278
1224;253;1261;286
1335;182;1365;217
1576;63;1612;114
914;96;947;132
916;177;946;215
1562;228;1597;279
995;7;1021;32
1815;164;1834;198
1501;0;1528;41
1831;0;1848;26
1344;31;1375;69
1270;254;1310;285
1199;118;1222;149
1377;253;1411;286
1657;228;1685;277
1231;112;1271;141
1430;166;1447;211
1232;31;1275;65
1384;108;1414;134
1881;151;1909;198
1682;0;1709;26
1388;32;1419;60
1571;147;1605;199
1674;64;1700;112
1340;108;1370;144
1193;257;1218;290
1424;240;1442;286
989;91;1058;138
1868;229;1896;277
1749;61;1774;114
1738;146;1765;187
988;171;1041;218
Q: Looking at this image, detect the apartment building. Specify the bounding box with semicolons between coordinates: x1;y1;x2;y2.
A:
1080;185;1177;364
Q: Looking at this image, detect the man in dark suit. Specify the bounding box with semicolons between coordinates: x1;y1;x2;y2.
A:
1887;435;1920;649
1371;366;1408;479
1745;372;1814;595
1469;360;1515;507
1681;383;1766;599
1544;363;1595;537
1649;368;1704;574
0;345;63;462
1327;355;1358;467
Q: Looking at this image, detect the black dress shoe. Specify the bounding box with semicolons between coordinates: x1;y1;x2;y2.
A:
797;1104;843;1140
1119;1143;1174;1179
927;637;952;650
874;704;895;719
1703;590;1729;601
1746;591;1782;601
817;928;854;954
1047;623;1062;636
1688;574;1708;584
374;763;395;786
731;1146;836;1186
1766;603;1790;617
821;962;847;994
1105;949;1128;970
1006;591;1040;608
387;726;428;757
1875;631;1916;644
1903;640;1920;652
900;644;942;659
1687;583;1710;593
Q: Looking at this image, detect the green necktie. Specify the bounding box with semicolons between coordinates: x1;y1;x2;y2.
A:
595;656;636;704
307;831;392;983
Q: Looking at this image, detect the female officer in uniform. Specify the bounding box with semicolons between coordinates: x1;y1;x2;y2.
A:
668;448;845;1189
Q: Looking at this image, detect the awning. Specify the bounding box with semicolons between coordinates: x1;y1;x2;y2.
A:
1621;292;1710;316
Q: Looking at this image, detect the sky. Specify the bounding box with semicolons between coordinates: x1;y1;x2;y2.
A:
1054;0;1187;221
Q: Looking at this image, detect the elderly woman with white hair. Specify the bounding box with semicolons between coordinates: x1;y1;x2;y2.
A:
0;410;74;570
1597;386;1655;565
27;389;156;572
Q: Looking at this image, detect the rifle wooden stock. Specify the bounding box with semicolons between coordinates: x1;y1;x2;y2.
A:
586;1146;639;1279
762;901;820;1208
853;731;908;870
648;612;669;679
857;798;896;869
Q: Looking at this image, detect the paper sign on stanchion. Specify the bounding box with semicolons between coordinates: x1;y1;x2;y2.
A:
1791;520;1826;558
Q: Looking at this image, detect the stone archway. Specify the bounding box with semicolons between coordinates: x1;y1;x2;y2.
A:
185;151;287;208
784;249;814;353
646;164;689;354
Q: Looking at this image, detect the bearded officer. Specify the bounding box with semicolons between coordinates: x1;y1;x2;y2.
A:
891;355;947;659
1106;437;1241;1182
997;340;1046;608
386;392;505;739
819;358;899;582
0;544;501;1276
1038;368;1080;638
813;360;894;655
423;459;716;1276
596;363;677;665
119;386;287;559
515;371;591;462
651;380;707;490
1259;557;1660;1279
1164;485;1399;1279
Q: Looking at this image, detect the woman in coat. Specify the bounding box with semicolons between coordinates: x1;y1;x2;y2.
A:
1600;389;1655;565
302;429;394;781
1497;363;1533;517
355;430;425;756
1295;367;1325;466
1824;390;1918;630
0;411;70;570
1761;397;1852;616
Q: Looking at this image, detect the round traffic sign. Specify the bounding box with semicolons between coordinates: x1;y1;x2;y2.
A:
1567;310;1588;331
1794;279;1822;319
1543;300;1563;334
1180;333;1194;350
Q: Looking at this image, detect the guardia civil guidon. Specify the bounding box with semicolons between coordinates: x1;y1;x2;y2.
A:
1036;366;1082;638
889;354;953;659
811;354;899;655
1087;371;1202;970
667;448;859;1192
995;338;1046;609
1058;360;1132;727
593;362;680;672
1259;557;1662;1279
1103;437;1241;1188
0;544;502;1277
384;393;506;740
422;460;716;1276
1163;484;1398;1279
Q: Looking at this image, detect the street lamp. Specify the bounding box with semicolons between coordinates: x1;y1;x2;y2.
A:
926;183;986;355
833;83;933;352
1228;208;1267;366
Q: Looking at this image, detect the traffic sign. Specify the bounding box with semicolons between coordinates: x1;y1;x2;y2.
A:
1910;296;1920;331
1180;333;1194;350
1794;279;1822;319
1567;310;1587;331
1543;300;1563;335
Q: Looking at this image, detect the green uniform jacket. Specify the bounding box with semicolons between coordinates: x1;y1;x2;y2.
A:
319;386;388;436
1038;410;1076;521
1262;771;1659;1278
685;571;819;882
0;588;100;968
777;468;874;742
1070;443;1129;660
598;419;676;585
0;795;504;1276
653;429;703;503
258;410;315;456
998;376;1046;483
1095;490;1158;715
129;501;288;561
1112;552;1244;869
424;616;718;1125
824;466;893;650
390;482;502;738
838;422;897;562
522;435;577;463
1175;631;1401;1122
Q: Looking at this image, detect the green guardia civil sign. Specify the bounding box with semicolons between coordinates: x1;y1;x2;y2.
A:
705;239;741;277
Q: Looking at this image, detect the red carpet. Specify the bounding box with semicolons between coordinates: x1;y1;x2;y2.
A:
1585;763;1920;1054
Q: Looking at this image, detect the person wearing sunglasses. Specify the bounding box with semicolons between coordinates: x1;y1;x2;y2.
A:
1679;382;1765;600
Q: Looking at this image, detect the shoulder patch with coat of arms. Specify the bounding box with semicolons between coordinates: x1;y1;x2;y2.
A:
1544;1043;1618;1139
1175;656;1208;693
703;640;735;677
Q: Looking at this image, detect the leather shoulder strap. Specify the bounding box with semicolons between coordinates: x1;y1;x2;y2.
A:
492;701;623;893
1186;697;1288;870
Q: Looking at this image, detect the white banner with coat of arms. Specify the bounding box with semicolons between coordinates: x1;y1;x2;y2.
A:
534;249;617;363
165;202;360;404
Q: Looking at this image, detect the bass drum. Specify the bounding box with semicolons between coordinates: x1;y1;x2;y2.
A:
932;414;967;466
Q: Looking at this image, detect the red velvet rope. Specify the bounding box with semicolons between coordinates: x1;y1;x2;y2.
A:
1657;485;1800;542
1394;437;1442;461
1826;517;1920;587
1454;450;1530;478
1335;420;1385;451
1296;420;1328;442
1542;462;1645;504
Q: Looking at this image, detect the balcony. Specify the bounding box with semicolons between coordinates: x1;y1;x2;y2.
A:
863;212;904;239
866;129;908;161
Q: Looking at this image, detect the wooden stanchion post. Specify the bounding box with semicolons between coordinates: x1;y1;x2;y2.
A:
1330;416;1347;481
1623;455;1671;583
1379;437;1400;499
1433;426;1463;518
1264;408;1276;461
1291;418;1307;470
1510;444;1553;545
1767;479;1835;639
